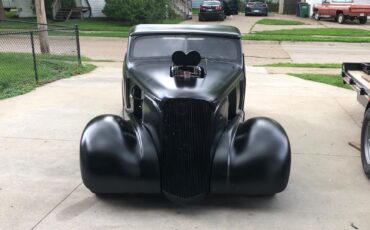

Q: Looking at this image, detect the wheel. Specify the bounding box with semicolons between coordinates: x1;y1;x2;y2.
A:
337;13;345;24
198;16;203;21
219;14;225;21
360;109;370;178
314;12;320;21
359;16;367;24
265;12;268;16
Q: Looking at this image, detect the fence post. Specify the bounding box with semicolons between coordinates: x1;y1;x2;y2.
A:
75;24;82;66
30;31;39;83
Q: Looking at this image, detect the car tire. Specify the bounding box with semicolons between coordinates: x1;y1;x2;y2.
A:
337;13;345;24
361;109;370;178
314;12;320;20
359;16;367;24
265;12;268;16
219;14;225;21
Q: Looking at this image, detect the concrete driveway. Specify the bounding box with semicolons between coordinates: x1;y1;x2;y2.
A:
2;14;370;230
1;62;370;230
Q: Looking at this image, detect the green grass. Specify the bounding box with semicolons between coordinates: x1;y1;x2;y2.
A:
259;63;342;68
287;73;351;89
192;8;199;15
243;28;370;43
256;19;305;25
0;53;96;99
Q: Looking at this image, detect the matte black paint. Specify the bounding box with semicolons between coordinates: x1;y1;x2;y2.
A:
80;25;291;202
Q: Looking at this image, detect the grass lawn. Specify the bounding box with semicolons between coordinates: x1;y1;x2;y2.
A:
0;53;96;99
243;28;370;43
287;73;351;89
192;8;199;15
256;19;305;25
260;63;342;68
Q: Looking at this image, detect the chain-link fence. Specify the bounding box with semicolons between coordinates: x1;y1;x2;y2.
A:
0;20;81;98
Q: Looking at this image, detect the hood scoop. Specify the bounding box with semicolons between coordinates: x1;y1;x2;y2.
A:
170;51;206;79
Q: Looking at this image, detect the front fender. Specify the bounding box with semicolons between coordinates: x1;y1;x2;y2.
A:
211;117;291;195
80;115;160;194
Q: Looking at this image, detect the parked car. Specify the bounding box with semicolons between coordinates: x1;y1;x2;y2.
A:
342;63;370;178
245;0;268;16
199;0;225;21
313;0;370;24
80;24;291;203
223;0;239;15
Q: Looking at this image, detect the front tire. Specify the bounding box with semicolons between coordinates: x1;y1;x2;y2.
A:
337;13;345;24
360;109;370;178
359;16;367;24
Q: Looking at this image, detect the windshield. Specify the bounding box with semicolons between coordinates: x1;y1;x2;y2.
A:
203;1;221;6
129;35;242;64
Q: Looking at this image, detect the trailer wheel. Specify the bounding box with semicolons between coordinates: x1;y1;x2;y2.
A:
337;13;345;24
359;16;367;24
361;109;370;178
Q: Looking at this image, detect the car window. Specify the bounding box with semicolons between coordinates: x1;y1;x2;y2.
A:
130;35;242;64
202;1;221;6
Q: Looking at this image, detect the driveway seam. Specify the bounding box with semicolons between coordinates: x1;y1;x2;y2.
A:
31;182;82;230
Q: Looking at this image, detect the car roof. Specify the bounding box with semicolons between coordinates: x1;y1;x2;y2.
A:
130;24;241;38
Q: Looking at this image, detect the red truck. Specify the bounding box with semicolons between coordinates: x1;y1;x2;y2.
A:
313;0;370;24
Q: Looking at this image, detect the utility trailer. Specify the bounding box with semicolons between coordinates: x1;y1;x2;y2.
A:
342;62;370;178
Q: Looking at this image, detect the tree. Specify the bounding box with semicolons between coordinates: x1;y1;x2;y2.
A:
34;0;50;53
0;0;6;20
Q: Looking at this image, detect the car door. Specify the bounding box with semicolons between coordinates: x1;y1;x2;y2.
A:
320;0;330;15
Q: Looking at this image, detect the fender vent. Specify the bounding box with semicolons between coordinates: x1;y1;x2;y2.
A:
161;99;214;199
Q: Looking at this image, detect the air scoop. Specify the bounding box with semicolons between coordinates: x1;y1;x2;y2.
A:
170;51;206;78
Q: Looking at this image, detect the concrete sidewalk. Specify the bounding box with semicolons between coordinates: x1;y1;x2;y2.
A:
1;63;370;229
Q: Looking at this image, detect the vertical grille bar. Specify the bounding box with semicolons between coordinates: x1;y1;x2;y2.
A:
161;99;214;199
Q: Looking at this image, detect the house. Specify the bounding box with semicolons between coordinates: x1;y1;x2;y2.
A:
5;0;106;18
5;0;191;20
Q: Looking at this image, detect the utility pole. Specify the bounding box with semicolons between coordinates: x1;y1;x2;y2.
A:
34;0;50;53
0;1;6;20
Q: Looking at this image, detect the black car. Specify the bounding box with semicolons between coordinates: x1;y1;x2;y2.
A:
245;0;268;16
80;24;291;203
199;1;225;21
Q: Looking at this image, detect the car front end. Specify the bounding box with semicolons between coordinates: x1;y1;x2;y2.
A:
80;25;291;203
245;1;268;16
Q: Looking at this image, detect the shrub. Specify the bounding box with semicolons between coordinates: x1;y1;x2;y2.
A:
103;0;177;24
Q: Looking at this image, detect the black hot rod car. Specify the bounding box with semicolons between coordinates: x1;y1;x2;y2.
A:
80;25;291;202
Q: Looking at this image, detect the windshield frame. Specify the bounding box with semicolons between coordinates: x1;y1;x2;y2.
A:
127;34;243;65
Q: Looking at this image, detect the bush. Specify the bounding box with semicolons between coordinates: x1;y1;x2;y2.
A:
103;0;177;24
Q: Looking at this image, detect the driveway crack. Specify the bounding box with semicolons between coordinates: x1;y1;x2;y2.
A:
31;182;82;230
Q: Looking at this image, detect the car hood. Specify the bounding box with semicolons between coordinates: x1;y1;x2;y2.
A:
127;61;243;104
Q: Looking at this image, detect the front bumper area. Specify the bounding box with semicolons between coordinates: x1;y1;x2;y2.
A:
199;11;224;20
245;7;268;15
80;115;291;202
